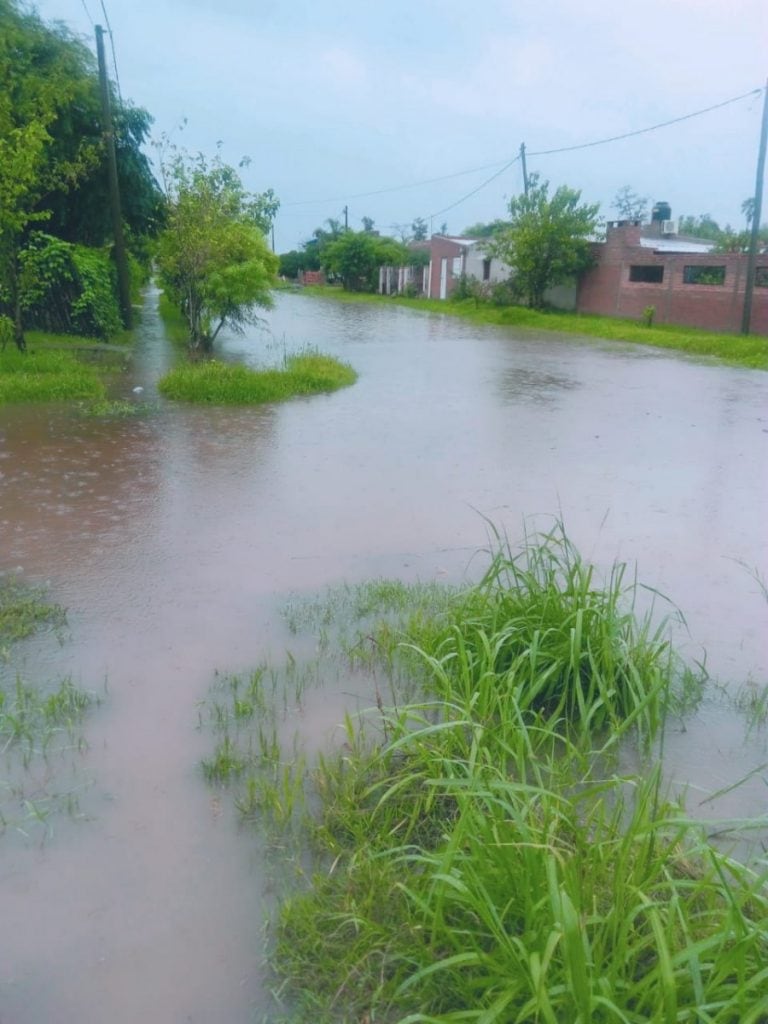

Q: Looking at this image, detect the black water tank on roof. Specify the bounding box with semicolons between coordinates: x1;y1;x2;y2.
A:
651;201;671;222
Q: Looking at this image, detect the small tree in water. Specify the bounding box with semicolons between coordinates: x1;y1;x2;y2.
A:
157;149;279;355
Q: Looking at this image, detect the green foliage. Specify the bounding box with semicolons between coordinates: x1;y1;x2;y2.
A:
0;0;160;349
450;272;488;307
323;230;407;292
200;531;767;1022
462;218;511;238
157;350;357;404
0;575;66;645
0;347;104;403
278;249;307;278
489;174;600;309
18;232;121;338
642;304;656;326
156;148;279;353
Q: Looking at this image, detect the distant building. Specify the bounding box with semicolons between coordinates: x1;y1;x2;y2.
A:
380;234;575;309
578;207;768;335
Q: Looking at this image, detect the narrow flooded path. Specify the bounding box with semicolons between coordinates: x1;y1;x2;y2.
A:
1;289;766;1021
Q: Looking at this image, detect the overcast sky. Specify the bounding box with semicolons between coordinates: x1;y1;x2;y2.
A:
32;0;768;251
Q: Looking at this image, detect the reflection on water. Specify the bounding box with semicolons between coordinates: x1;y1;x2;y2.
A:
0;289;767;1022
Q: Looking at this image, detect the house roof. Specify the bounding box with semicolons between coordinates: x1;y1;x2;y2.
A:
639;237;714;253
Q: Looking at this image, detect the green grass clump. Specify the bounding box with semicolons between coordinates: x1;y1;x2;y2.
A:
200;528;768;1022
0;348;105;404
157;352;357;405
0;576;67;646
299;286;768;370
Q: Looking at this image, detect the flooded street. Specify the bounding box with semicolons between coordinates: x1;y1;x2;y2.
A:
1;289;767;1022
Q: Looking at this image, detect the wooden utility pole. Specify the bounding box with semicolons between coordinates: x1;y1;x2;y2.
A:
343;204;348;230
95;24;132;329
741;79;768;335
520;142;529;196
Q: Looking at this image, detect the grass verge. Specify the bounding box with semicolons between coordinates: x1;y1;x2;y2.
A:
297;285;768;370
199;528;768;1021
0;347;105;404
158;351;357;405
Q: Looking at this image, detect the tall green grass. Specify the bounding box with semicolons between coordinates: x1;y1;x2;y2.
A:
0;348;105;403
200;531;768;1022
158;351;357;404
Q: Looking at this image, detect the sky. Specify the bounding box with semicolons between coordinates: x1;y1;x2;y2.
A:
30;0;768;252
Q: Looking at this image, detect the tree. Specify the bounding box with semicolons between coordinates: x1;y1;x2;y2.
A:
612;186;648;222
361;216;376;233
157;150;279;354
677;214;723;241
489;174;600;309
322;231;406;292
0;0;102;348
462;219;510;238
411;217;428;242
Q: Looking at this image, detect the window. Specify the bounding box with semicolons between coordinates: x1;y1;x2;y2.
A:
452;256;463;276
683;265;726;286
755;267;768;288
482;258;492;282
629;265;664;283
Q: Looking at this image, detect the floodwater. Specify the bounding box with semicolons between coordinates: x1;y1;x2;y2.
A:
1;288;767;1022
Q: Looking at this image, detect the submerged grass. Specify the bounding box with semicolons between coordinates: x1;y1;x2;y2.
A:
299;285;768;370
200;528;768;1022
157;351;357;405
0;575;67;647
0;577;97;840
0;347;105;404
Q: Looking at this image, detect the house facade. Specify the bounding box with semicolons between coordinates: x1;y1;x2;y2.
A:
578;221;768;335
379;235;513;300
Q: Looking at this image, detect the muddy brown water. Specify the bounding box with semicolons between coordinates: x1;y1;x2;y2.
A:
1;288;767;1022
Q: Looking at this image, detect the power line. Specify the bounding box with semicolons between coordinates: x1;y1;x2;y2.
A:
423;87;762;224
281;158;510;207
428;155;520;220
282;85;761;223
79;0;94;26
528;87;762;157
99;0;123;107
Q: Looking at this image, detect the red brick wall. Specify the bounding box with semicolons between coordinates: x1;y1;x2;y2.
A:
426;236;466;299
578;225;768;335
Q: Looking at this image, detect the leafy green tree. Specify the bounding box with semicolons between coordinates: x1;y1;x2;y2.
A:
611;186;648;222
411;217;428;242
677;214;724;241
0;0;102;348
462;219;510;238
278;250;306;278
157;150;279;354
0;0;162;348
488;174;600;309
323;231;406;292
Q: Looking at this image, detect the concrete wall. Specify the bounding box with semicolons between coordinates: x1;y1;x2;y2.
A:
578;224;768;334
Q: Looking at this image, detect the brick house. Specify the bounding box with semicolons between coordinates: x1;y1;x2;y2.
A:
380;235;513;299
578;221;768;335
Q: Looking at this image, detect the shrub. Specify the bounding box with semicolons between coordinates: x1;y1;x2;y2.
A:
157;351;357;404
18;232;122;339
